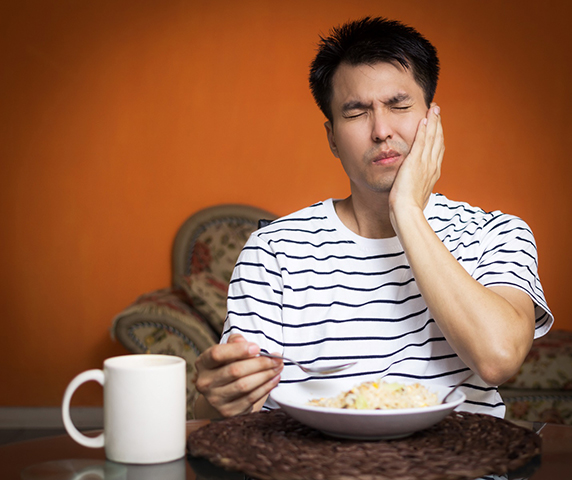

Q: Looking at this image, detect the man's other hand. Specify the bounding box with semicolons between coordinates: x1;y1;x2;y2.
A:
194;334;283;418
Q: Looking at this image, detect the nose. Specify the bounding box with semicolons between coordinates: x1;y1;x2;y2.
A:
371;111;394;143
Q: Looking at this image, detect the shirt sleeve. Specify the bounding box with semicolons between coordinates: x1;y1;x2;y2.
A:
220;232;285;353
472;213;553;338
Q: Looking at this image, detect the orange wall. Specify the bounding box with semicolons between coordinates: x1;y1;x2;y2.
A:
1;0;571;406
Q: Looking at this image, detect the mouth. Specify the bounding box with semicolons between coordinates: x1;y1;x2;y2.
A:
372;149;401;166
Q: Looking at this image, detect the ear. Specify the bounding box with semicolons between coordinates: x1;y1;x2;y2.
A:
324;120;340;158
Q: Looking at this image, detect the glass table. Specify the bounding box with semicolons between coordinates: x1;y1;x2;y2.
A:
0;420;570;479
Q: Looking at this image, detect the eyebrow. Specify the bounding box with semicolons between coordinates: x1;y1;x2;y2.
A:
383;93;412;106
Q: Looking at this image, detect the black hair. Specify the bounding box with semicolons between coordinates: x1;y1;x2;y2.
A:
309;17;440;122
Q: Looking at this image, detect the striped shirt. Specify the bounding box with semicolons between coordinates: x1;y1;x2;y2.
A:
221;193;553;417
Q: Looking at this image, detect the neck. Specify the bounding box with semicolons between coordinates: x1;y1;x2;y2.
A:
334;194;396;239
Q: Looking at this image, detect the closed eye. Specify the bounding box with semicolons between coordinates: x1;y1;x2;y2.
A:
343;112;365;119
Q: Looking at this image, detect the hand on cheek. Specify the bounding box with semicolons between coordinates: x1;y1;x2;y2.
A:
389;104;445;215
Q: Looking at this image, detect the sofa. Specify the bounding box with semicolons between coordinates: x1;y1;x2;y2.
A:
499;329;572;424
111;204;277;419
111;204;572;423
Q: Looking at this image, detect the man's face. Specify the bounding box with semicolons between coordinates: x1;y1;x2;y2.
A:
325;62;428;196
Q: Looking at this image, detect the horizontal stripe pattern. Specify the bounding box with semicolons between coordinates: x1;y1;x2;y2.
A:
222;194;553;417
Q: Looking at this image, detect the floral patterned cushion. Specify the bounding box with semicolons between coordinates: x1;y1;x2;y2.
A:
499;329;572;425
180;218;256;333
503;330;572;390
504;392;572;425
182;271;228;334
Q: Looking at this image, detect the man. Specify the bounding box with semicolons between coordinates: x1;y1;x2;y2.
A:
194;17;553;420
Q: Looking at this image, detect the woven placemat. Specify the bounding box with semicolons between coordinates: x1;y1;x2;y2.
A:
187;409;541;480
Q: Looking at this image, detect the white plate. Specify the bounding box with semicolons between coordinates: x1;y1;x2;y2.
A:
270;378;466;440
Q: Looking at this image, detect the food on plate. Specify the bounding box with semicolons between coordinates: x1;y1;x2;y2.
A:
307;380;439;410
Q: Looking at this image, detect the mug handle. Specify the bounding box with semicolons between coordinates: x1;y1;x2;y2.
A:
62;369;105;448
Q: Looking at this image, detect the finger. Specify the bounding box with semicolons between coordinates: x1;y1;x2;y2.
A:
427;112;444;180
230;373;282;416
198;354;282;394
408;116;428;160
423;105;440;159
228;333;247;343
205;368;282;417
221;355;283;382
198;341;259;370
216;373;282;417
218;366;282;403
431;114;445;167
268;351;284;368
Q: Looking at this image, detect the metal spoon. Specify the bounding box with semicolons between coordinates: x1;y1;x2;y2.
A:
442;373;473;404
259;352;357;376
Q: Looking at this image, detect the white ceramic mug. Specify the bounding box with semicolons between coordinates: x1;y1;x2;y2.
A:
62;354;187;464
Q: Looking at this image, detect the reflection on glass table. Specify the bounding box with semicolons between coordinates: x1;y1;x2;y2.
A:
0;419;569;480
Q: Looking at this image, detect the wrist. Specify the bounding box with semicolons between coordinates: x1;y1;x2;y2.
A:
389;199;426;238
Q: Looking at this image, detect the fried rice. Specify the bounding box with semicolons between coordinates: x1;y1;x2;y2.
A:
307;380;439;410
